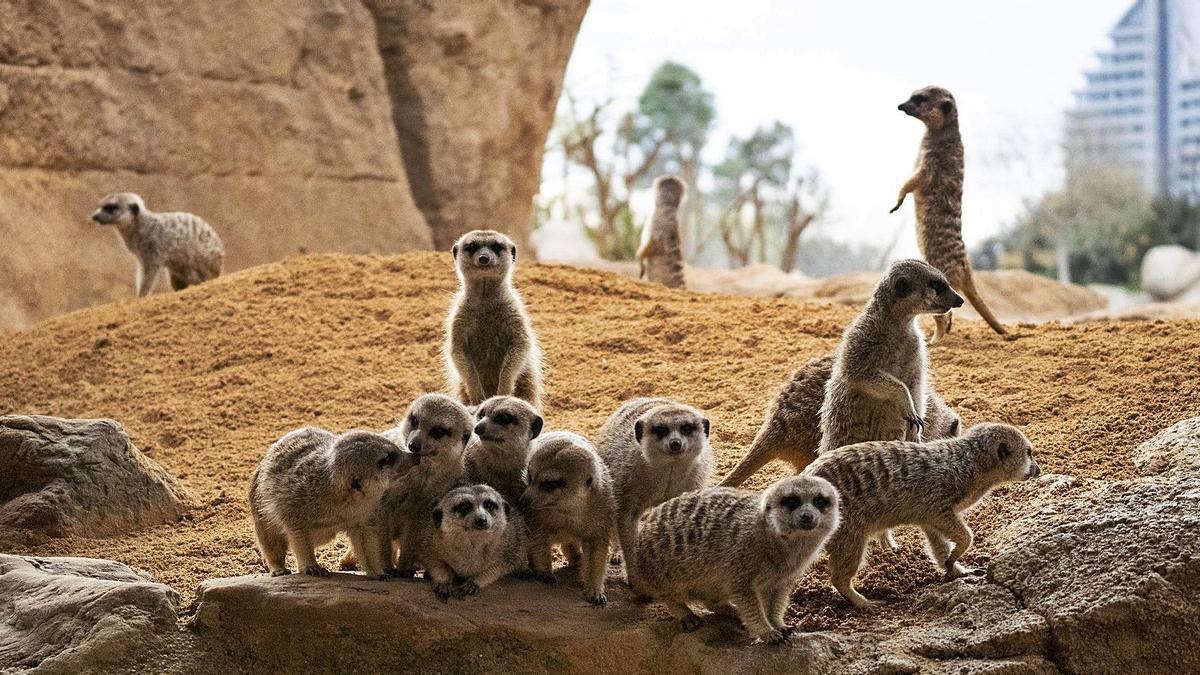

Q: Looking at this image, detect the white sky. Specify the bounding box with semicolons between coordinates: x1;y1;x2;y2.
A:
550;0;1134;260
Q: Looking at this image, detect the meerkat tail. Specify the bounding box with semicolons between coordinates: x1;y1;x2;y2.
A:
958;273;1006;335
718;424;786;488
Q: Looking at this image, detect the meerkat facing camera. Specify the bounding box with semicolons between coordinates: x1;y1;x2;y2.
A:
636;175;687;288
596;398;713;592
633;475;840;644
249;428;416;579
464;395;544;506
521;431;616;606
806;423;1039;607
91;192;225;297
818;259;963;456
444;230;543;409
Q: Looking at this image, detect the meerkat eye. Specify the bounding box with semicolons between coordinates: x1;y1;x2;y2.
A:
680;424;696;436
482;499;498;512
350;478;362;492
779;495;802;511
813;494;830;511
495;412;514;425
998;442;1011;460
408;414;419;430
452;501;473;516
488;243;504;255
378;451;397;468
651;425;669;439
539;479;562;493
103;203;119;213
429;427;449;440
465;243;480;255
931;280;948;293
912;94;927;105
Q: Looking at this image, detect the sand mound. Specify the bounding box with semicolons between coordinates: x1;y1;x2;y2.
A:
1;253;1197;631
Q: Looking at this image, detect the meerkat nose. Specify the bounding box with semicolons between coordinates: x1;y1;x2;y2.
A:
474;422;487;436
797;512;816;529
407;439;422;453
669;440;683;453
474;516;489;529
952;293;965;308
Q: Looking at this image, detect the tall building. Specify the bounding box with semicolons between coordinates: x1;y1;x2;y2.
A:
1067;0;1200;199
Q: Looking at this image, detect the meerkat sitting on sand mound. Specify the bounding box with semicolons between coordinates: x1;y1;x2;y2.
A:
521;431;616;606
596;398;713;592
890;86;1005;341
417;484;531;601
633;475;840;644
636;175;688;289
249;428;416;579
464;395;544;506
718;353;960;489
445;230;543;409
818;259;963;456
91;192;224;297
806;423;1039;607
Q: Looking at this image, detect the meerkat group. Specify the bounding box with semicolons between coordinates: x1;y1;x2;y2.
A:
245;84;1040;646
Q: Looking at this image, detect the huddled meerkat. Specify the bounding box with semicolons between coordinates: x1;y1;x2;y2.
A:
633;475;840;644
596;398;713;592
445;230;543;409
890;86;1005;341
719;354;960;489
464;395;544;506
806;423;1039;607
636;175;687;289
818;259;963;456
249;427;416;579
520;431;616;605
91;192;225;297
417;484;530;601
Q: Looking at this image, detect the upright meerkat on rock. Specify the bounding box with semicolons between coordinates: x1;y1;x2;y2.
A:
596;398;713;592
636;175;687;288
520;431;616;605
633;475;840;644
464;395;544;506
91;192;225;297
890;86;1006;341
806;423;1039;607
719;354;960;488
445;230;543;409
249;428;416;579
819;259;963;456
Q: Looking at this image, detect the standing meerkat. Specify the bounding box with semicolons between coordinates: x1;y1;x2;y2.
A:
417;484;531;601
596;398;713;592
445;230;543;409
636;175;687;288
91;192;225;297
520;431;616;606
249;428;416;579
890;86;1005;341
806;423;1039;607
632;475;840;644
464;395;544;506
818;259;963;456
718;354;960;489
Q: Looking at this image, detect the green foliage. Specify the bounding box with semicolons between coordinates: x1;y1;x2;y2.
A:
582;202;640;261
635;61;715;172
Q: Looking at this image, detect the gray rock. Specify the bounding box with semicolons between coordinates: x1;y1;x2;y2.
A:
0;415;188;537
1141;245;1200;302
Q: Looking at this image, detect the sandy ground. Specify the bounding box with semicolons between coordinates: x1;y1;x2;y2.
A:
2;252;1198;633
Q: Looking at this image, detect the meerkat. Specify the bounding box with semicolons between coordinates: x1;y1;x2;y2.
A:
719;354;960;489
444;230;543;409
636;175;687;288
249;427;416;579
417;484;531;601
633;475;840;644
464;395;544;506
520;431;616;605
596;398;713;592
90;192;224;297
806;423;1039;607
818;259;963;458
890;86;1005;341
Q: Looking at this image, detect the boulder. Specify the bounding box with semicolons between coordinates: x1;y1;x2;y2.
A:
0;415;188;537
0;555;179;673
363;0;589;250
1141;245;1200;303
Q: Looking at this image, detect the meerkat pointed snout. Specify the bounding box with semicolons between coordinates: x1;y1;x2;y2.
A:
897;86;957;130
884;259;964;317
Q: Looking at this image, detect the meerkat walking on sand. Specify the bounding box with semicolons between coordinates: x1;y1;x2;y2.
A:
91;192;224;297
249;428;416;579
890;86;1006;341
818;259;963;456
806;423;1039;607
718;354;960;489
520;431;616;605
444;230;543;409
636;175;687;288
418;484;531;601
464;395;544;506
633;475;840;643
596;398;713;591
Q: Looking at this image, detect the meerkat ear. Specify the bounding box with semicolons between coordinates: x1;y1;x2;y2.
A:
452;244;459;259
129;202;140;216
432;508;443;528
350;477;362;492
997;442;1011;460
893;276;911;298
939;100;954;115
634;420;644;443
510;244;517;260
585;476;594;488
462;432;471;449
702;418;711;437
949;419;960;437
530;415;544;440
503;501;511;517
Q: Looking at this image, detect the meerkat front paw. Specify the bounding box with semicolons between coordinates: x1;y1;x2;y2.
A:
752;629;790;645
434;582;454;602
680;613;704;632
586;590;607;607
457;579;481;596
303;565;329;577
270;569;292;577
945;563;983;580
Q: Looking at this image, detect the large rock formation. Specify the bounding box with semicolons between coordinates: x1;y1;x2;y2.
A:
0;415;188;537
364;0;590;250
0;555;179;673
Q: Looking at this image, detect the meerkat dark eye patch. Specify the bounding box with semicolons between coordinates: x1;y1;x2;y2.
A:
496;412;514;425
894;276;911;298
129;203;139;216
482;500;498;512
779;495;802;511
465;243;481;255
350;478;362;492
813;494;831;511
452;501;473;516
429;427;449;440
651;425;670;439
408;414;419;430
379;451;397;468
103;203;119;213
998;442;1011;460
488;243;504;256
912;94;927;105
939;101;953;114
539;479;563;493
931;280;948;293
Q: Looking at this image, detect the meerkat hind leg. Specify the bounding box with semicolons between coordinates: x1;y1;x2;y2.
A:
829;533;877;607
921;526;975;579
931;312;952;344
254;518;290;576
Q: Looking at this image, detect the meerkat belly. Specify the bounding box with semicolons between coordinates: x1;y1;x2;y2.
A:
846;390;907;444
441;539;501;577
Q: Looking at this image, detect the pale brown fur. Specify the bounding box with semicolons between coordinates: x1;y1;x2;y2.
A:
890;86;1005;340
636;175;687;288
464;395;544;506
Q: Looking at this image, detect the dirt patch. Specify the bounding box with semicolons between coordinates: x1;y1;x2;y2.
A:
1;252;1197;636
